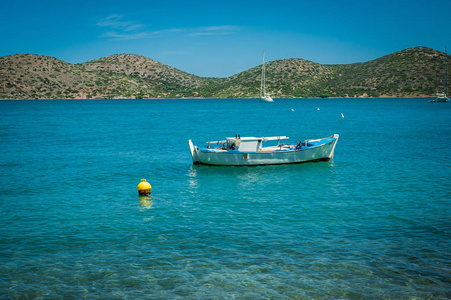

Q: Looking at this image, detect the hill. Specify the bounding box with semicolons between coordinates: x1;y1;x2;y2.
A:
0;47;449;99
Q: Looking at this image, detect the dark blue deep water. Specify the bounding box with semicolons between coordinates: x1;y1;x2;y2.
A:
1;98;450;299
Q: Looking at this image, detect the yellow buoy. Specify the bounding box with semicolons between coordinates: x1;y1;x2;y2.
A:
137;179;151;196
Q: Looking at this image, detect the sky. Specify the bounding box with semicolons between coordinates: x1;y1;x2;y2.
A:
1;0;450;78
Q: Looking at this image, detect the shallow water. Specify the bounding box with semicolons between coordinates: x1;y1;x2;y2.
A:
0;98;450;298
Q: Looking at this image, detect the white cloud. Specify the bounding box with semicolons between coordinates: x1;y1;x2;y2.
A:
197;26;241;31
97;14;142;31
98;14;153;40
97;15;242;41
102;31;152;40
189;25;242;37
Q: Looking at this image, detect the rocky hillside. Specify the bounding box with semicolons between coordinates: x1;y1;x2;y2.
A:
0;47;448;99
322;47;448;97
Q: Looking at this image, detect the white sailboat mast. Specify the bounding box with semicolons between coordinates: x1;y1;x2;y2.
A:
445;46;448;95
261;52;266;97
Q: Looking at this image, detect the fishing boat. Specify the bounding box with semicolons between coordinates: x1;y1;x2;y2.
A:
435;46;449;102
188;134;339;166
260;52;274;103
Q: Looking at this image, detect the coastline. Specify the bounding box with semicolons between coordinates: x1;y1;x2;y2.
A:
0;95;436;100
1;47;448;102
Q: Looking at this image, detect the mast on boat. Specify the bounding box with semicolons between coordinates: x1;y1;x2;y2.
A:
434;46;450;102
261;51;266;98
259;51;273;102
445;46;448;96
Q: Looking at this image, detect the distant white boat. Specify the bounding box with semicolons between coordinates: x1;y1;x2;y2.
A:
435;46;449;102
435;91;449;102
260;52;274;103
188;134;339;166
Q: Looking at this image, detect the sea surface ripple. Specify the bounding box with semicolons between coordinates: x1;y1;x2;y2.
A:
0;98;450;299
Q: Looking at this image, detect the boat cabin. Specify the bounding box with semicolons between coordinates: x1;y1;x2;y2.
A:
207;136;289;152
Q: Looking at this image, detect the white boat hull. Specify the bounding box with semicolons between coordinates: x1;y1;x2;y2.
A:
189;135;338;166
436;95;450;102
259;95;274;103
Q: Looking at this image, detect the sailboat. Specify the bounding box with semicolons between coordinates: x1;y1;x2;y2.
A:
435;46;449;102
259;52;274;102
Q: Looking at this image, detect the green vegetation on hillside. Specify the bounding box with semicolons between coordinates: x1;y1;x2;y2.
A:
0;47;448;99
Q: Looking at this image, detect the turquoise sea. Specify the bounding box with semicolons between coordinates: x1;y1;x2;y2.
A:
0;98;450;299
